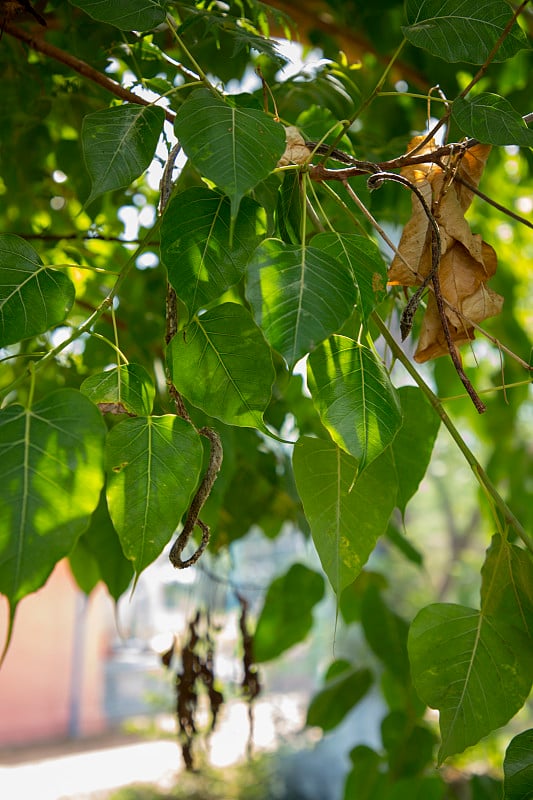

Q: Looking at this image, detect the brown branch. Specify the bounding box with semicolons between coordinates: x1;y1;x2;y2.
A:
307;121;533;178
169;428;224;569
5;23;176;124
9;232;161;244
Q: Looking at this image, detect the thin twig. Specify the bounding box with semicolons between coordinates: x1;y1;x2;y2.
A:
9;232;161;244
340;181;412;268
5;23;176;124
306;113;533;179
454;175;533;230
445;307;533;372
159;143;183;214
372;313;533;554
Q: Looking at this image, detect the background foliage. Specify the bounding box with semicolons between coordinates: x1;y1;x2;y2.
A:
0;0;532;796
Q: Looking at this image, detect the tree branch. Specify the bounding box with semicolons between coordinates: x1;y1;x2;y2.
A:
5;23;176;124
373;313;533;555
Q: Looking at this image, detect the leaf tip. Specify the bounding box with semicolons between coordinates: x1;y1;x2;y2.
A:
0;602;18;669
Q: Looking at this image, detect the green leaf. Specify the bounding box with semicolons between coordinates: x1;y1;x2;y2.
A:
452;94;533;147
69;537;101;595
69;0;166;30
0;389;106;610
361;586;410;680
80;363;156;416
106;415;203;575
503;729;533;800
307;336;402;470
81;490;133;601
392;386;440;514
0;234;75;347
481;534;533;639
381;711;437;777
167;303;276;429
408;603;533;763
161;188;266;319
293;437;397;594
343;746;387;800
253;563;325;662
386;776;446;800
246;239;357;369
82;104;165;204
385;523;423;566
307;666;373;730
339;571;388;624
173;89;286;217
403;0;528;64
311;233;388;322
471;775;503;800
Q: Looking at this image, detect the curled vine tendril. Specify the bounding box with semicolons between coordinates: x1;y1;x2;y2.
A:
160;145;224;567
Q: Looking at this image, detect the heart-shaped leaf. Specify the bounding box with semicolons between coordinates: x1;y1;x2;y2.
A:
167;303;275;429
70;0;166;30
0;389;106;612
0;234;75;347
173;89;286;217
408;603;533;763
80;363;155;416
254;563;325;662
403;0;528;63
161;188;266;318
246;239;357;369
293;437;397;594
453;93;533;147
307;665;373;730
503;729;533;800
106;415;203;576
82;104;165;204
307;336;402;470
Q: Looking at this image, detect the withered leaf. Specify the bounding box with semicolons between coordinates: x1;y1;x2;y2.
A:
389;137;503;362
97;402;135;416
277;126;312;167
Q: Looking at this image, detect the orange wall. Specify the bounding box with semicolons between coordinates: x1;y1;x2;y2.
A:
0;561;109;746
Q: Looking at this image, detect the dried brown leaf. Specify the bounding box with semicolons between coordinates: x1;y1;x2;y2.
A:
388;138;503;362
277;126;311;166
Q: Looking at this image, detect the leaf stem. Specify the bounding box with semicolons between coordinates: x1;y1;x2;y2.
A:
165;13;222;98
88;331;129;365
441;379;532;402
372;313;533;553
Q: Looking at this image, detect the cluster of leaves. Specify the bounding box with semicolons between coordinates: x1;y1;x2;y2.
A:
0;0;532;792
